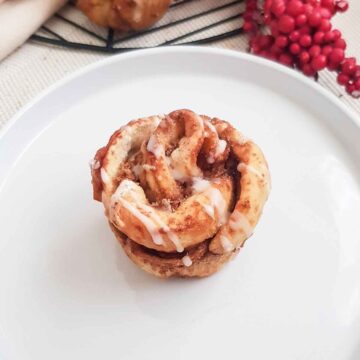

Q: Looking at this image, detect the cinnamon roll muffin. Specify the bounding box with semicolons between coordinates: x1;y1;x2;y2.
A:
91;109;270;278
76;0;171;32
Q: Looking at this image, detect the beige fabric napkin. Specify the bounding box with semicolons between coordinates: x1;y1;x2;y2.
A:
0;0;67;61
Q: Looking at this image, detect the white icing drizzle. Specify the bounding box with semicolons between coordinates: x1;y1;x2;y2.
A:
238;162;271;194
152;115;163;129
147;135;164;158
229;210;253;238
111;192;164;245
192;177;211;193
182;255;193;267
169;165;188;181
111;181;183;252
136;203;183;251
165;230;184;253
89;159;100;170
208;187;228;225
164;156;171;166
143;164;156;171
113;179;135;196
117;219;125;227
215;139;227;157
237;163;263;178
204;120;227;163
168;155;202;181
202;204;215;219
165;156;189;181
100;168;111;184
113;197;164;246
111;181;163;245
192;178;228;225
220;235;235;252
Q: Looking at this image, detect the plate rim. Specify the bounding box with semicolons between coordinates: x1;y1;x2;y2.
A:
1;46;359;142
1;46;360;360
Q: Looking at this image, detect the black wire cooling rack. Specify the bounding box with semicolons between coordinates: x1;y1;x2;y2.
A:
30;0;246;53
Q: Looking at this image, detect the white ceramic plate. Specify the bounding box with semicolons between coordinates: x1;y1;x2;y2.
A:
0;47;360;360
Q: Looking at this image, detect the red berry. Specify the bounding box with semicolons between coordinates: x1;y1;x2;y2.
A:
313;31;325;44
271;0;286;17
302;64;316;76
322;0;335;9
341;58;356;76
334;38;347;49
319;19;332;32
303;4;314;16
270;44;282;55
270;21;280;37
290;43;301;54
257;50;266;56
295;14;307;26
322;45;333;56
336;1;349;13
332;29;342;41
299;25;311;35
311;55;327;71
342;64;356;76
264;13;272;23
275;35;288;48
286;0;304;16
337;73;350;85
246;0;257;11
324;31;335;43
243;21;254;32
289;30;300;42
320;7;332;19
244;12;253;21
259;35;273;49
309;45;321;58
299;34;312;47
279;53;293;66
345;57;356;65
346;83;355;95
278;15;296;33
329;48;345;64
308;10;322;27
327;62;339;71
261;50;271;58
268;53;278;61
299;51;310;64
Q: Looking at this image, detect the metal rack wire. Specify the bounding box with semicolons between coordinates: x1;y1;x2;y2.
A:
30;0;246;53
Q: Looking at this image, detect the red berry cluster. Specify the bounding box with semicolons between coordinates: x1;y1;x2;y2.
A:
244;0;360;98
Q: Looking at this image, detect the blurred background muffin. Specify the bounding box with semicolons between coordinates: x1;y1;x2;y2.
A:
76;0;171;32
